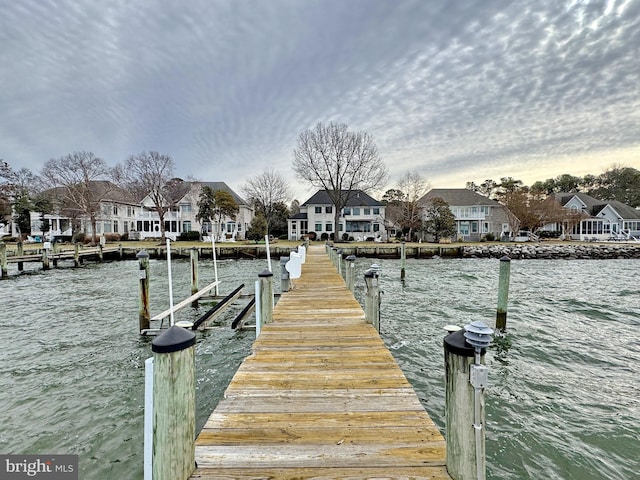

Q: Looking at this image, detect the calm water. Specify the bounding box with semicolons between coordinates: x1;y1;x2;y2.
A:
0;255;638;479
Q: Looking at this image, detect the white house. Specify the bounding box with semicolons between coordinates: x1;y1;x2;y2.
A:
288;190;387;241
134;181;253;241
541;192;640;241
30;181;138;241
418;188;512;241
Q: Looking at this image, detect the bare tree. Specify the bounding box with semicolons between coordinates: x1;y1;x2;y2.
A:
293;122;388;236
396;171;429;241
242;169;291;233
41;151;114;244
119;152;177;241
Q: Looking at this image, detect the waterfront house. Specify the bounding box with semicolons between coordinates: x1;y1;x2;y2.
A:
287;190;387;241
418;188;512;241
540;192;640;241
30;181;138;241
135;181;253;241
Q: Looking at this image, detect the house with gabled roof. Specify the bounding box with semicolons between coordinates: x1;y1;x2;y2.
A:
418;188;512;241
287;189;387;241
136;181;253;241
30;181;139;241
542;192;640;241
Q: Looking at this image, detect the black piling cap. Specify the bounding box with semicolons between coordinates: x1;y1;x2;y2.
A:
345;255;356;261
500;255;511;262
259;269;273;278
443;328;485;357
152;325;196;353
136;249;149;259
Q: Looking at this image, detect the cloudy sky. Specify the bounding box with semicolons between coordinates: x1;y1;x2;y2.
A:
1;0;639;201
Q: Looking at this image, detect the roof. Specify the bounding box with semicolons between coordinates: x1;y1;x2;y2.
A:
190;182;249;206
302;190;383;207
418;188;502;207
45;181;138;205
290;212;308;220
554;192;640;219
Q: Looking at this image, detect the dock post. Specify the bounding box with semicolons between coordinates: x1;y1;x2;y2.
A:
190;247;199;308
337;248;343;276
137;250;151;332
444;322;493;480
74;243;80;267
17;241;24;271
42;244;50;270
400;241;406;280
0;242;6;278
364;268;380;331
152;326;196;480
280;256;290;292
258;269;274;329
98;244;104;261
496;256;511;330
345;255;356;291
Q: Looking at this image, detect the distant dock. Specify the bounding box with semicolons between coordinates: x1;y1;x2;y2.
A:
188;245;451;479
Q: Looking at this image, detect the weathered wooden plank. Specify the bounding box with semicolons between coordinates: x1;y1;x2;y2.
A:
190;466;452;479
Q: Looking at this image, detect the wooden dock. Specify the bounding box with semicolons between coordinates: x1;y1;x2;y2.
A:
190;245;451;479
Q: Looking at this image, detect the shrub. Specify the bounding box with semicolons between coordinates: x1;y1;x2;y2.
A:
320;232;329;241
342;233;349;241
179;231;201;241
278;234;288;240
307;231;317;241
484;232;495;242
105;233;121;242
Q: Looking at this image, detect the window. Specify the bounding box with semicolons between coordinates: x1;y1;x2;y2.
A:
364;208;370;215
339;223;343;232
372;207;380;215
353;207;360;215
113;206;118;215
113;221;118;233
326;206;332;214
315;223;322;232
343;208;351;215
481;206;490;214
183;221;192;232
181;203;192;213
373;223;380;232
326;223;333;232
364;223;371;232
291;221;297;231
315;206;322;214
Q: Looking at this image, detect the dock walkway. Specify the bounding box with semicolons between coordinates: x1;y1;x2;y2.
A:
190;245;451;479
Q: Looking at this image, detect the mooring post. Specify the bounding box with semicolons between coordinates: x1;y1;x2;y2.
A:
364;268;380;331
190;247;199;308
17;240;24;272
0;242;7;278
42;243;50;270
337;248;343;276
345;255;356;291
444;322;493;480
280;256;290;292
98;243;104;261
74;243;80;267
496;255;511;330
400;241;406;280
152;326;196;480
258;269;274;329
137;250;151;332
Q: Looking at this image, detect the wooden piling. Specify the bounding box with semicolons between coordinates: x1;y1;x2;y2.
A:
337;249;343;276
74;243;80;267
152;326;196;480
401;241;406;280
0;242;7;278
444;330;486;480
364;270;380;331
345;254;356;291
137;250;151;332
258;269;274;329
42;246;50;270
280;256;290;292
17;241;24;271
496;256;511;330
190;248;199;308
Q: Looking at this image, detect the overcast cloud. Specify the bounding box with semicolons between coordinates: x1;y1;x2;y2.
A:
1;0;639;200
